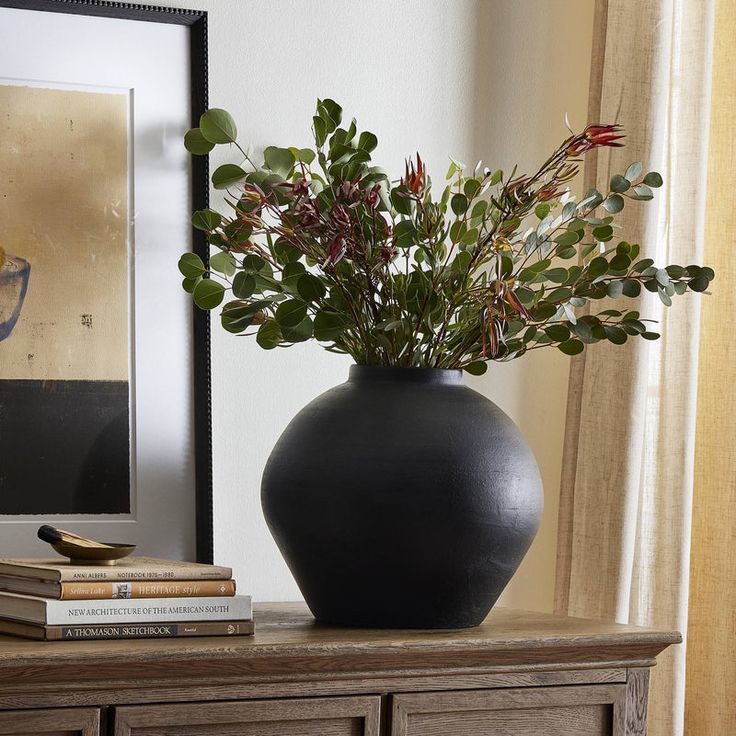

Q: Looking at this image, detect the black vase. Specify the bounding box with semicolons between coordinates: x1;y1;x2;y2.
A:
261;365;543;629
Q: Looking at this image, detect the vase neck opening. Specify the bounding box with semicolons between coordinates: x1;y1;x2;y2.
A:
349;365;464;385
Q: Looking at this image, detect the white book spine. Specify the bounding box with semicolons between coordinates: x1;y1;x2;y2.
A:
44;595;252;625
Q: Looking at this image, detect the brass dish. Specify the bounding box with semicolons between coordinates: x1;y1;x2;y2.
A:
51;541;136;566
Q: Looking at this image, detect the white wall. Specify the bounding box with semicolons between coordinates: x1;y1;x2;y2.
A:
155;0;595;611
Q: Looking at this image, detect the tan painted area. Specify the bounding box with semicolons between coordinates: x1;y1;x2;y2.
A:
0;84;129;381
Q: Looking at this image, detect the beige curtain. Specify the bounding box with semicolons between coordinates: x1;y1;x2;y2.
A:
554;0;734;734
685;0;736;730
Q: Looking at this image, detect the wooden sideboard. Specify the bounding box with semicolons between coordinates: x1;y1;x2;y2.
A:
0;602;679;736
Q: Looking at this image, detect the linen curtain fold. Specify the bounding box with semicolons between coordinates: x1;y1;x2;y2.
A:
553;0;735;733
684;0;736;730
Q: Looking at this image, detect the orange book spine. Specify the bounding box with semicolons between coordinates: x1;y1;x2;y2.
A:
58;579;236;600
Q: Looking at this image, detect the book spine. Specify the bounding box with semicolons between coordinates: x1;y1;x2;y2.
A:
56;565;232;582
45;595;252;625
48;620;255;640
59;580;236;600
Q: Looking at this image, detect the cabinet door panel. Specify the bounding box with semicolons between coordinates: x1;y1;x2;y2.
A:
392;685;627;736
113;696;380;736
0;708;99;736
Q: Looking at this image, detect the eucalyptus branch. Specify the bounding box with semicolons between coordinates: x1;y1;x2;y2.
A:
179;102;713;372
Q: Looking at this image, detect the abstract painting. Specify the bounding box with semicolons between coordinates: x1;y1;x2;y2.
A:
0;82;131;514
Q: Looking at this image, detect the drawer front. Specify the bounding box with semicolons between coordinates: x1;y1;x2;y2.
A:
0;708;100;735
392;685;627;736
113;696;381;736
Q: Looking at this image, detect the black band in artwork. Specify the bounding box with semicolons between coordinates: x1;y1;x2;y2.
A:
0;0;213;563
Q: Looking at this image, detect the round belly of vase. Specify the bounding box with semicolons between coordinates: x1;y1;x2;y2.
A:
261;365;543;629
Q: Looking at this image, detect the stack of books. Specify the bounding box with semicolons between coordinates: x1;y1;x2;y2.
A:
0;557;253;640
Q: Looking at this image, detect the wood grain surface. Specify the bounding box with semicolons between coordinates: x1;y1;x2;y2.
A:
392;684;627;736
113;696;380;736
0;602;679;712
0;601;680;670
0;706;99;734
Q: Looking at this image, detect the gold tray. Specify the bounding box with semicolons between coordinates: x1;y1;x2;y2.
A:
51;541;136;566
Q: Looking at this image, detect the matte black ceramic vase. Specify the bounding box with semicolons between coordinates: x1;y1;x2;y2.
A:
261;365;543;629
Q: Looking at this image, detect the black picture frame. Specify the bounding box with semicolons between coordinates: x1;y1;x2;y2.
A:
0;0;213;563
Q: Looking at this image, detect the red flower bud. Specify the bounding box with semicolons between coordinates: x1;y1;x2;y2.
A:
565;123;625;156
402;153;425;194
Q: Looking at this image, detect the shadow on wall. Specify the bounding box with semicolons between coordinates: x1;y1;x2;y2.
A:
467;0;596;611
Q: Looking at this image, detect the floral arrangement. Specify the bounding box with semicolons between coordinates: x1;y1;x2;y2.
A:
179;99;713;374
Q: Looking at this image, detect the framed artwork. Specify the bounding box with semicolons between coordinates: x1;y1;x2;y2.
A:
0;0;213;562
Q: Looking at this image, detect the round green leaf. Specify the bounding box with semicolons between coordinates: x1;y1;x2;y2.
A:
533;303;557;321
592;225;614;241
191;209;222;231
281;316;314;343
275;299;308;328
470;200;488;220
609;253;631;271
610;174;630;193
547;287;572;303
296;273;327;302
212;164;247;190
232;272;256;299
318;98;343;127
256;319;282;349
688;276;710;292
451;193;469;216
209;251;236;276
546;324;571;342
390;187;413;215
221;300;258;334
178;252;206;278
264;146;296;177
631;183;654;201
274;241;302;264
554;230;582;246
633;258;654;273
603;194;625;213
357;131;378;152
199;108;237;144
464;361;488;376
558;339;584;355
604;325;628;344
587;256;609;279
544;268;568;283
665;265;686;279
606;280;624;298
535;203;551;219
282;261;306;278
622;279;641;297
643;171;663;188
193;278;225;310
182;276;201;293
242;254;268;273
625;162;643;181
570;320;593;341
464;179;482;198
393;220;418;248
184;127;215;155
314;311;349;341
622;319;647;334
